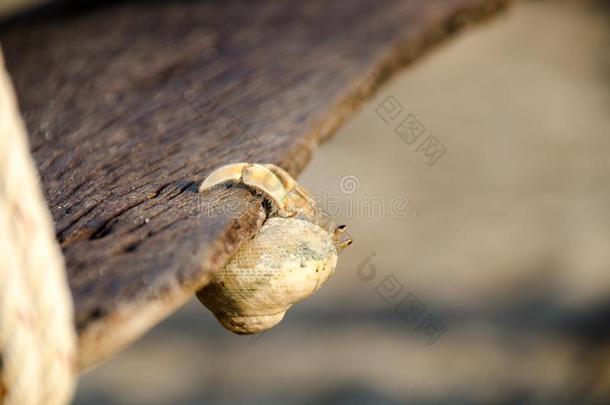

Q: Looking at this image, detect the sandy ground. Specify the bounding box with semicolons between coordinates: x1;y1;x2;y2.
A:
75;1;610;403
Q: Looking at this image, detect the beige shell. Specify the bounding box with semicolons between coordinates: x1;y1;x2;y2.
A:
197;217;338;334
196;163;351;334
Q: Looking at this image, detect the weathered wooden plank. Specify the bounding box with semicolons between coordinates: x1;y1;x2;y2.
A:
0;0;509;368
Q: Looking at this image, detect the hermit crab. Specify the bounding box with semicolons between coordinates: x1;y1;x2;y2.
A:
196;163;351;334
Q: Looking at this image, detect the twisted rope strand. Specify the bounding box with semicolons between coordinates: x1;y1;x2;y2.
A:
0;47;77;405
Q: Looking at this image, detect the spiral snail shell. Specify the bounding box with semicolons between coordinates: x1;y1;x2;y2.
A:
196;163;351;334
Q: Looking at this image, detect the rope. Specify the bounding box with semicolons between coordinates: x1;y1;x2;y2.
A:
0;48;77;404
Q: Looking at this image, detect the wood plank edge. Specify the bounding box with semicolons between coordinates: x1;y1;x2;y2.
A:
78;0;512;370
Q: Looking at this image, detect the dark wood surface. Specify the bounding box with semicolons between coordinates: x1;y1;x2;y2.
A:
0;0;509;368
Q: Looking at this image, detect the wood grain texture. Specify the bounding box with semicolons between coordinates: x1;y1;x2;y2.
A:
0;0;509;368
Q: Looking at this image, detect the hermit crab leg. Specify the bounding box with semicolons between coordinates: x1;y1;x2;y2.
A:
199;162;290;213
263;164;297;191
264;163;314;205
241;164;288;209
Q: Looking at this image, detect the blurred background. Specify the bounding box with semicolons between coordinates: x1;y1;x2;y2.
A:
73;0;610;403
